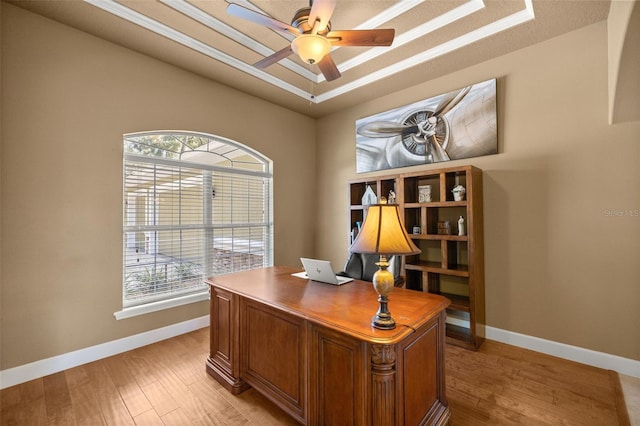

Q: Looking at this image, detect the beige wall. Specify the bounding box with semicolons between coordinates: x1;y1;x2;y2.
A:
317;21;640;361
1;4;316;369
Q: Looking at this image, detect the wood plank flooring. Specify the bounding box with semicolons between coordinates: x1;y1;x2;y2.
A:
446;341;627;425
0;328;628;425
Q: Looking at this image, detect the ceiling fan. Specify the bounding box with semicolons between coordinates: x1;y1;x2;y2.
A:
227;0;395;81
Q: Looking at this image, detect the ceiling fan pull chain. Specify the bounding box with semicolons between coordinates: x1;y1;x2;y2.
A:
309;64;315;106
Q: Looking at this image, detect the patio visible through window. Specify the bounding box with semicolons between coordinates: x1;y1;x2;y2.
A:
122;132;273;309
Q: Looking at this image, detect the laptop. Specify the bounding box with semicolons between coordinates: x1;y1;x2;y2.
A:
295;258;354;285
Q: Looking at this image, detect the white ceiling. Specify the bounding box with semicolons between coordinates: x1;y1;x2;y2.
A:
7;0;611;117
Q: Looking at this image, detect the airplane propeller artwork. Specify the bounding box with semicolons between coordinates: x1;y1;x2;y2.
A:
357;86;472;162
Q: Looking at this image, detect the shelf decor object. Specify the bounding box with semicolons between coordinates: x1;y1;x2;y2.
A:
349;199;420;330
437;221;452;235
361;184;377;206
458;216;465;236
452;184;466;201
348;164;485;349
418;184;432;202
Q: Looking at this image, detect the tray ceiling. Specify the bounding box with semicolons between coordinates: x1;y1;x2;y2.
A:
7;0;611;117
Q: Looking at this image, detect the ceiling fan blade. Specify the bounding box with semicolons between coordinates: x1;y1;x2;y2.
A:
327;29;395;46
254;46;294;69
227;3;300;37
317;54;341;82
308;0;337;34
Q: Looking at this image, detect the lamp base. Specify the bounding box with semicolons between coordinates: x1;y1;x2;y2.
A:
371;300;396;330
371;256;396;330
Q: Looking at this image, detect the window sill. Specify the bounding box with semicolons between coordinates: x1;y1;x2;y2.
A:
114;291;209;320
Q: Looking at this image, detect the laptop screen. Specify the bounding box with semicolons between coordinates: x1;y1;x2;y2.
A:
300;258;353;285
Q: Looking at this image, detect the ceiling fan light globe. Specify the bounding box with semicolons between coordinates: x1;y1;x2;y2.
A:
291;34;331;64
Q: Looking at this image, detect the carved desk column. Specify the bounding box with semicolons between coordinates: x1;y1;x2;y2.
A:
370;344;396;425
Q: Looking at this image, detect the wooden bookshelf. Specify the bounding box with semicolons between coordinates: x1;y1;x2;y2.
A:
348;165;485;350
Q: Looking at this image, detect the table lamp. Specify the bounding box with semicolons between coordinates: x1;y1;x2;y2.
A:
350;199;421;329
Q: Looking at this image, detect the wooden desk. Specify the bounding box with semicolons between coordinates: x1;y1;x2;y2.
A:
206;266;450;425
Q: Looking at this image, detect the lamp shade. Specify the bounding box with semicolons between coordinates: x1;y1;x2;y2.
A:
350;203;421;256
291;34;331;64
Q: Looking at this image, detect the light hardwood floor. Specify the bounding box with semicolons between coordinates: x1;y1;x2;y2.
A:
0;327;631;425
620;375;640;425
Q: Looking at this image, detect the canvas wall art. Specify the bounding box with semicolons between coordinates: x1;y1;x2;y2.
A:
355;78;497;173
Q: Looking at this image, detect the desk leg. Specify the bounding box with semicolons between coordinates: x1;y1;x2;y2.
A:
207;286;250;394
370;344;396;426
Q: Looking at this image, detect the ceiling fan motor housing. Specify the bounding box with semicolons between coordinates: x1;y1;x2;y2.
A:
292;7;331;35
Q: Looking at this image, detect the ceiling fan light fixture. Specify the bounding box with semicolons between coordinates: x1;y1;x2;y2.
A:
291;34;331;64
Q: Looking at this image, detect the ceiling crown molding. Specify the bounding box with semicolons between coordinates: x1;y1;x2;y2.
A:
82;0;534;105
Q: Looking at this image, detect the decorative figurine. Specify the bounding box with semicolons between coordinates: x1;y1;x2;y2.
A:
362;185;377;206
388;190;396;204
452;184;466;201
458;215;465;236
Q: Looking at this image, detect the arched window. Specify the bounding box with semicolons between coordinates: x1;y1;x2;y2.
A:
117;131;273;318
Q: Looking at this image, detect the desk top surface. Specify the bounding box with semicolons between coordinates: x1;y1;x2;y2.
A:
206;266;450;344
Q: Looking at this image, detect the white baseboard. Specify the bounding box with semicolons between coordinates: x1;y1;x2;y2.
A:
446;316;470;328
486;326;640;378
1;319;637;390
0;315;210;390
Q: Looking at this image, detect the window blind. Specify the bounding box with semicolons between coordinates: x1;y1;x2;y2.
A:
123;158;271;308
